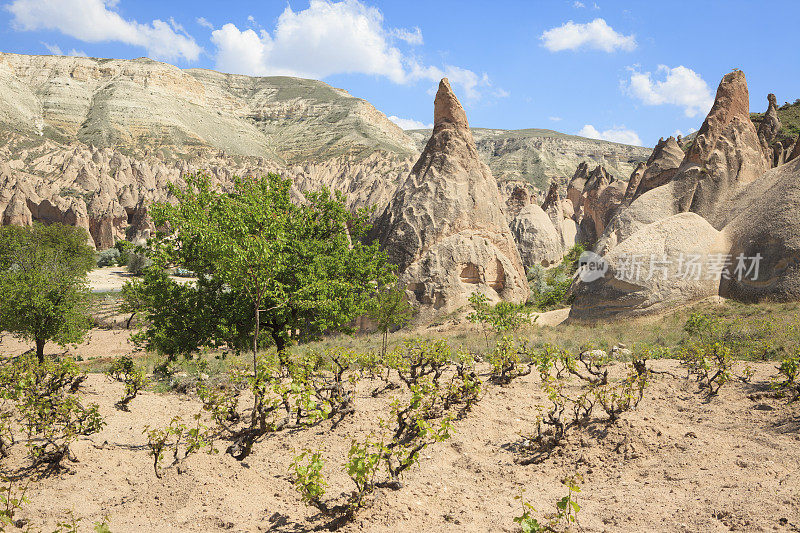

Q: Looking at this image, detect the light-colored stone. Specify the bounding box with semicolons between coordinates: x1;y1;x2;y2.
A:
373;79;528;320
510;204;564;269
571;212;727;320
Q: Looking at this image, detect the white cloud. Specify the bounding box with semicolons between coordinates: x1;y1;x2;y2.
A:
210;0;489;99
548;116;562;122
573;1;585;8
196;17;214;30
41;42;87;56
578;124;642;146
41;41;61;54
540;18;635;52
388;116;432;130
673;127;697;137
625;65;713;117
391;26;422;45
247;15;255;23
493;88;510;98
7;0;201;61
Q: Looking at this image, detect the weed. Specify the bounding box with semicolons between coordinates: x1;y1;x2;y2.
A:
514;474;583;532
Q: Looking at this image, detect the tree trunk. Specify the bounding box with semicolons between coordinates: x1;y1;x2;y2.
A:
251;296;261;429
35;338;46;364
272;330;287;366
253;297;261;376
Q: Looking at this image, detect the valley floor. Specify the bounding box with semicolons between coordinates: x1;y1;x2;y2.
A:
2;359;799;533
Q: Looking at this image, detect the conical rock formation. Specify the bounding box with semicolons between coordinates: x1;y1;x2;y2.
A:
372;79;528;318
572;70;770;319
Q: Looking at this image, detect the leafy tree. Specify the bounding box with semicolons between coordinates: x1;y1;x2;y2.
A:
367;284;413;357
133;172;395;370
0;224;94;362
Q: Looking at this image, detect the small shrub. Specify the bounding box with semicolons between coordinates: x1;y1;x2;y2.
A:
0;477;28;529
521;346;648;461
114;239;134;266
106;356;148;410
127;252;151;275
488;335;532;384
0;354;104;471
468;293;533;351
96;248;120;267
679;341;733;396
773;352;799;401
528;244;586;311
144;414;216;478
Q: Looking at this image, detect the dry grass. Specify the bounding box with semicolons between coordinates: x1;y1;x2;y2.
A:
299;299;800;362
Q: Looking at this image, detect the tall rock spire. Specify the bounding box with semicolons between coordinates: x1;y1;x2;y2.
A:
372;78;528;320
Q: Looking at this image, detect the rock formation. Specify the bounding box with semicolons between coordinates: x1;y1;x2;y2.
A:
677;70;769;226
570;213;727;318
372;79;528;319
501;181;534;221
405;128;650;192
720;156;800;301
791;135;800;162
510;204;563;269
623;162;646;204
572;69;780;320
757;93;782;164
632;136;684;199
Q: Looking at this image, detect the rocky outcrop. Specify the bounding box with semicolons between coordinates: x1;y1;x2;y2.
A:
501;181;534;221
720;156;800;301
571;213;727;319
633;136;684;198
0;52;649;252
573;165;624;243
573;70;777;320
623;162;646;204
757;93;781;164
791;135;800;162
676;70;769;226
510;204;563;269
372;79;527;319
406;128;651;192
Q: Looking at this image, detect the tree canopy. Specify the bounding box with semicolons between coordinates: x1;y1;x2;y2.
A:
0;223;95;361
127;172;396;366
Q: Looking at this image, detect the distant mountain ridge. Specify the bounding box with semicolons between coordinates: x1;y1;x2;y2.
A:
0;52;651;249
407;127;650;190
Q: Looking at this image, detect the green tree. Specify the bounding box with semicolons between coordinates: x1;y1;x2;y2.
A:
0;224;94;362
136;172;395;371
367;284;413;357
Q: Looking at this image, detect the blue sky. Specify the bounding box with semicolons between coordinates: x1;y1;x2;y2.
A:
1;0;798;147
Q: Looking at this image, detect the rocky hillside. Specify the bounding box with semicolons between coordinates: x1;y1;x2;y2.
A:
407;127;650;190
0;52;649;250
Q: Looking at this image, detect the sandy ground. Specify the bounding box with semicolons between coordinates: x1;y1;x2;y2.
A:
87;268;138;293
0;329;134;359
4;359;799;533
87;267;195;293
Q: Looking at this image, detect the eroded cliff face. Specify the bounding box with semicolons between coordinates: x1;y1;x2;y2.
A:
0;53;420;247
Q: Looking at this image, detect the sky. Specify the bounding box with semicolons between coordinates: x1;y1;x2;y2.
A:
0;0;798;147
